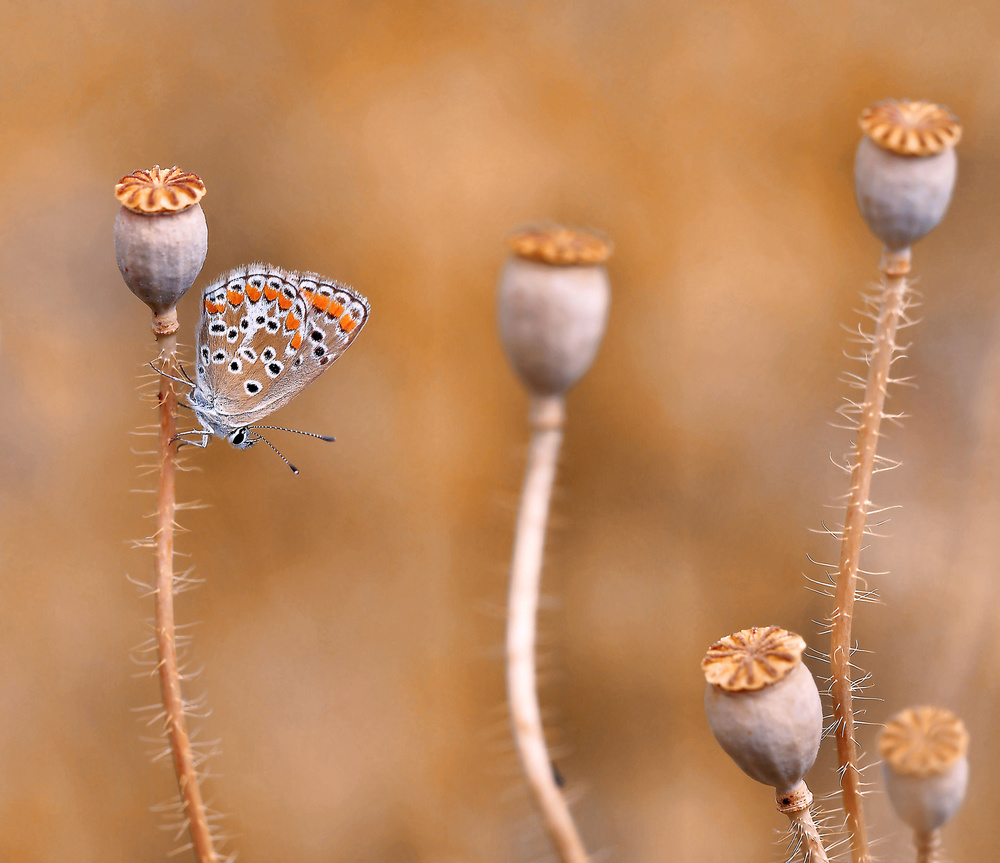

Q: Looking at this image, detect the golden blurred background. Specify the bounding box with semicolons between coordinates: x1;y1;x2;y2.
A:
1;1;999;861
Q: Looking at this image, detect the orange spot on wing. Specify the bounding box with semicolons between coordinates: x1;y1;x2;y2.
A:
290;330;303;350
308;292;331;312
278;294;293;310
327;301;345;318
245;281;263;302
263;283;279;301
285;311;301;331
227;289;245;306
340;314;357;333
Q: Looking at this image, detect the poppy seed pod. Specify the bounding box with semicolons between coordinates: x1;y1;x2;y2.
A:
114;166;209;334
497;226;611;396
854;100;961;252
879;706;969;835
703;627;823;795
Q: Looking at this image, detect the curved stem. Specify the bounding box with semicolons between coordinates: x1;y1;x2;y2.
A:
830;247;911;863
505;394;589;863
154;331;218;863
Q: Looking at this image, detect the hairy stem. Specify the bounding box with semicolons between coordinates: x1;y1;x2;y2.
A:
506;394;589;863
787;808;829;863
779;783;829;863
830;247;911;863
154;331;218;863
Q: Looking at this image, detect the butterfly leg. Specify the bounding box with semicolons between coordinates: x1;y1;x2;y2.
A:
148;361;196;390
172;429;212;448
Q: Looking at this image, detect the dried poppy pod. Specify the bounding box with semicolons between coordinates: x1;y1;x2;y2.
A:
114;166;209;335
854;100;961;253
498;226;611;397
702;626;822;794
879;706;969;836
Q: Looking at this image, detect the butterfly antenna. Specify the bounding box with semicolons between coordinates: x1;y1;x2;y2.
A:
248;425;336;443
251;434;299;475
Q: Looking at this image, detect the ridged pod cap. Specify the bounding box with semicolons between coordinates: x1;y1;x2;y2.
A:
114;166;209;334
497;226;611;396
879;706;969;834
854;100;960;252
702;626;823;794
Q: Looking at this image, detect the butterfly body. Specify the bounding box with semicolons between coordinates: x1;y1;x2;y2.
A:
185;263;369;449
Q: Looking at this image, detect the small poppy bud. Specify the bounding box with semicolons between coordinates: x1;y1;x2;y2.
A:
702;626;822;795
879;706;969;836
854;100;960;252
114;166;209;335
497;226;611;396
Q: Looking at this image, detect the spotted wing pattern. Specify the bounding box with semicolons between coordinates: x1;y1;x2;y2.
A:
193;263;369;431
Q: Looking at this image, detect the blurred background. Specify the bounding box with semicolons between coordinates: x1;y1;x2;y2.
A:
1;1;998;861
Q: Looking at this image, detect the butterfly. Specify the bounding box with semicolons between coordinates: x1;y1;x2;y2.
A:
173;263;369;468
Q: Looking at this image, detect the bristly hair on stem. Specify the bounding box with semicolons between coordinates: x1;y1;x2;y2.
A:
498;226;611;863
115;166;219;861
826;252;912;863
153;338;221;863
505;394;590;863
822;97;960;863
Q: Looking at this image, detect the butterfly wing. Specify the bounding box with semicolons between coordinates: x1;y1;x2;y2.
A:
194;264;370;430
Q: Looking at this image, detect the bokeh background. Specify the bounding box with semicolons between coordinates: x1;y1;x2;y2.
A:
2;1;999;861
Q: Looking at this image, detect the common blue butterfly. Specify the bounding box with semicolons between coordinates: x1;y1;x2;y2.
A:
175;263;369;463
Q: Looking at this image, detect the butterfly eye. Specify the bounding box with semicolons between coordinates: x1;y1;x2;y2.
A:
227;427;257;450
